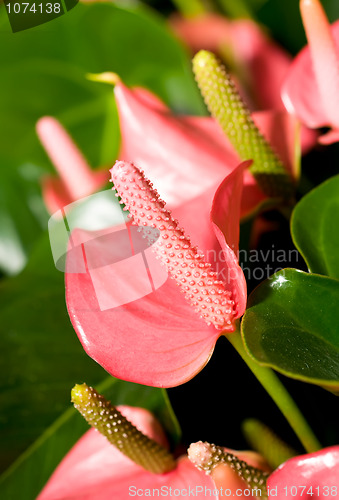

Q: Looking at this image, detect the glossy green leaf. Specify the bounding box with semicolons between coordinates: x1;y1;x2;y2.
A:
0;233;180;476
291;174;339;280
241;269;339;392
0;376;180;500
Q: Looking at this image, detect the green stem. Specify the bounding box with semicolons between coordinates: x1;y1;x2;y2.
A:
172;0;208;18
217;0;253;18
227;330;321;454
242;418;297;469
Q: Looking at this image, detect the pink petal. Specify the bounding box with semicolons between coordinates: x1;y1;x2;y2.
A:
169;13;233;53
252;111;299;179
318;128;339;145
42;170;108;214
115;82;238;208
226;19;291;111
300;0;339;129
132;86;169;112
267;446;339;499
187;111;299;179
115;83;297;219
37;117;108;214
65;220;221;388
64;83;299;388
38;406;214;500
178;115;267;218
211;162;250;319
282;21;339;129
170;184;219;255
66;161;248;387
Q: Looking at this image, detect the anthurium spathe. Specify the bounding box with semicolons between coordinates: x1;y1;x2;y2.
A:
267;446;339;499
114;80;299;219
65;160;248;387
36;116;108;213
37;387;214;500
282;0;339;145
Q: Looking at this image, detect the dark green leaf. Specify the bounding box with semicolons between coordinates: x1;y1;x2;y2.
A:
242;269;339;392
291;174;339;280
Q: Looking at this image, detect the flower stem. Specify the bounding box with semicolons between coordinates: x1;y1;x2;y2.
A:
217;0;253;19
172;0;208;18
242;418;297;469
227;330;321;454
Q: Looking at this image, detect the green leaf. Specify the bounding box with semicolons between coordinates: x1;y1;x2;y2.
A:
0;2;203;168
0;1;204;274
0;233;181;477
0;58;120;171
241;269;339;392
0;162;46;275
291;174;339;280
0;233;107;472
0;376;180;500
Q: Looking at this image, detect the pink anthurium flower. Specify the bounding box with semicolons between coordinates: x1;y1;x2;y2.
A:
36;80;299;220
114;81;299;220
282;0;339;145
267;446;339;499
36;117;108;214
37;404;214;500
65;160;248;388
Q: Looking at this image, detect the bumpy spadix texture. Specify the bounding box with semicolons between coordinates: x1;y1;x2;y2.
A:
38;405;214;500
66;158;247;388
188;441;268;498
193;50;293;200
111;161;235;330
72;384;176;474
